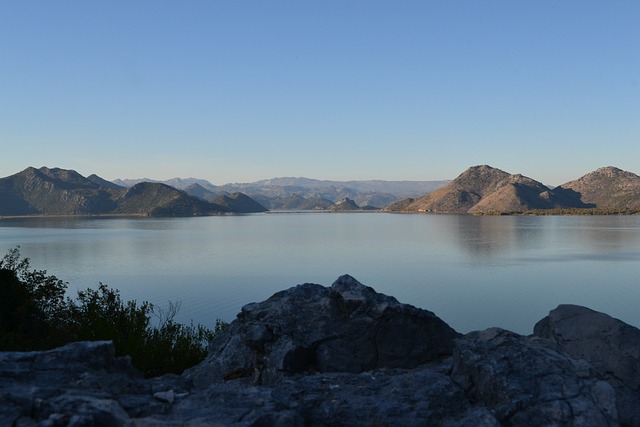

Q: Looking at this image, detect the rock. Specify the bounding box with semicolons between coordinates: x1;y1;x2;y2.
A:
534;304;640;426
184;274;461;386
452;328;619;426
0;341;184;426
2;278;639;426
153;390;175;404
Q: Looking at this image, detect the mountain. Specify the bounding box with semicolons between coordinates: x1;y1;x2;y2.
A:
385;165;574;214
111;182;231;216
211;192;268;213
557;167;640;210
213;178;448;208
0;167;116;215
117;176;449;209
0;167;242;217
113;177;217;191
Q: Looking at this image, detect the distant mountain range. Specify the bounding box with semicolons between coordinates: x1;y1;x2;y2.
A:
113;176;450;210
385;165;640;214
2;165;639;217
0;167;267;217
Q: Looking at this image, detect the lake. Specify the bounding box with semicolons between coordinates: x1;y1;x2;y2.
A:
1;213;639;335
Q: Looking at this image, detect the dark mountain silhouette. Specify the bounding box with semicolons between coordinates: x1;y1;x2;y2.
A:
0;167;243;217
385;165;579;214
211;192;268;214
557;167;640;210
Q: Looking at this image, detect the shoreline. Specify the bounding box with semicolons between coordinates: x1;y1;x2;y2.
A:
2;206;640;220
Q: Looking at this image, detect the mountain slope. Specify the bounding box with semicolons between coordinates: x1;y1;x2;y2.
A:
557;167;640;209
183;183;218;201
87;174;124;190
467;174;566;213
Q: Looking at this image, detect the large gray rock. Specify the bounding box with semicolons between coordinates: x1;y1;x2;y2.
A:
534;304;640;426
452;328;619;426
154;366;500;427
184;274;461;386
0;340;188;426
2;278;639;426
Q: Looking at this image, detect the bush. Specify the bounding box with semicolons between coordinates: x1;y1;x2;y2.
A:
0;247;227;377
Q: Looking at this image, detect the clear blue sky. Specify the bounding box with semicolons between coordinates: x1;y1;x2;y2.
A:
1;1;638;186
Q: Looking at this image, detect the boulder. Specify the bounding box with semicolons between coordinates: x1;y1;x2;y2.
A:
0;341;188;426
534;304;640;426
452;328;619;426
184;274;461;386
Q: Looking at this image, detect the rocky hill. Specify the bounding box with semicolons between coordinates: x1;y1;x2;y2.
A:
2;275;638;425
0;167;261;217
329;197;379;212
557;166;640;210
384;165;634;214
385;165;572;213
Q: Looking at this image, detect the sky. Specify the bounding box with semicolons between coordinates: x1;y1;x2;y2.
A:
1;1;638;186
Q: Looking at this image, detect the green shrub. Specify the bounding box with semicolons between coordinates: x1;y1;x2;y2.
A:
0;247;227;377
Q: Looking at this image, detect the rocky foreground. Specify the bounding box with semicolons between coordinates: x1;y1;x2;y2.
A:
1;275;639;426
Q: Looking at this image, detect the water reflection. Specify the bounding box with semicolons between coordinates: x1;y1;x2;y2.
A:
1;214;639;334
445;215;640;263
446;216;545;260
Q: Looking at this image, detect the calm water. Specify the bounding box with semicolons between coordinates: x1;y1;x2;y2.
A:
1;213;639;335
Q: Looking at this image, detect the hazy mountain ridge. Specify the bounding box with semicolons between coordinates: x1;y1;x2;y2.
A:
0;167;264;217
116;176;449;210
385;165;639;214
113;177;216;192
